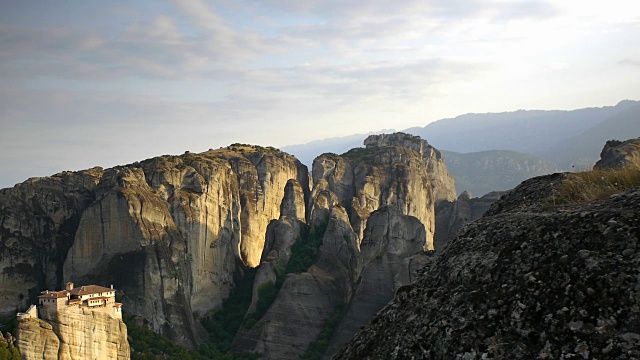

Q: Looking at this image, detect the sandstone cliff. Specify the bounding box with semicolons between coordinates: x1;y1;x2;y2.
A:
335;174;640;359
0;168;103;316
2;134;452;357
594;138;640;170
15;318;60;360
1;145;309;349
363;132;457;204
312;137;441;248
17;306;130;360
234;133;452;358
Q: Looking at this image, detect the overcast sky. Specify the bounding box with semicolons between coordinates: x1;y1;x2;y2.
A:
1;0;639;188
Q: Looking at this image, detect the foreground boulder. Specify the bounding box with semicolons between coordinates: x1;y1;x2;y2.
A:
335;175;640;359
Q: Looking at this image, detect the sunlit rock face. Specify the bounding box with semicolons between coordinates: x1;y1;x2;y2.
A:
594;137;640;170
363;132;457;204
17;306;130;360
2;145;309;349
312;133;448;250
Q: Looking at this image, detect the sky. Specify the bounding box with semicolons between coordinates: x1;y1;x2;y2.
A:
1;0;639;188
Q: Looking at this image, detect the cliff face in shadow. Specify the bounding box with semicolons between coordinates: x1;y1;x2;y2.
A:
233;133;454;358
335;174;640;359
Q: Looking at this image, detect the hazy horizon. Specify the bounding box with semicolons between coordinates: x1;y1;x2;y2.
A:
2;1;640;188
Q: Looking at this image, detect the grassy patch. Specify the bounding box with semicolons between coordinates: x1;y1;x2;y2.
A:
554;167;640;205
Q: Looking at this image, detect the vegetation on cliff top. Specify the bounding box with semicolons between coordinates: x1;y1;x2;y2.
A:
554;167;640;204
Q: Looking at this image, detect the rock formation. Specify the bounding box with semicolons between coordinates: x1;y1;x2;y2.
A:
594;138;640;170
15;318;60;360
335;174;640;359
17;306;130;360
312;133;452;248
1;133;453;357
234;133;452;358
433;190;507;250
0;168;103;316
1;145;309;349
363;132;457;203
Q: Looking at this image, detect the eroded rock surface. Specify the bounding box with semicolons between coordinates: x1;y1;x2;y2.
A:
234;202;358;360
233;133;451;358
594;138;640;170
1;145;308;349
335;177;640;359
313;134;443;248
16;318;60;360
17;306;130;360
364;132;457;204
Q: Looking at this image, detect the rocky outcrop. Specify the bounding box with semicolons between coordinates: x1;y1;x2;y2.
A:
433;190;507;250
17;306;129;360
335;175;640;359
232;134;450;358
247;179;307;314
234;200;358;359
16;318;60;360
594;138;640;170
0;168;103;317
1;145;309;349
313;133;455;250
364;132;457;203
324;206;428;356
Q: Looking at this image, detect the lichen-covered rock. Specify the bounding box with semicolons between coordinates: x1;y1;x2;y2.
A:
594;138;640;170
334;178;640;359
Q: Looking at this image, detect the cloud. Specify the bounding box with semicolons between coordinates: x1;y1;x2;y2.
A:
619;59;640;68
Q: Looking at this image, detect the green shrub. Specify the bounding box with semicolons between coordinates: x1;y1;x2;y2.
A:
286;222;328;274
0;341;21;360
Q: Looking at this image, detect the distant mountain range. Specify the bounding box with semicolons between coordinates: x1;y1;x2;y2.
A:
281;100;640;196
441;150;560;197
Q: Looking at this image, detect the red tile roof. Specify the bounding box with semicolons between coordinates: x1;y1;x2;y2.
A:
38;291;67;299
68;285;113;296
